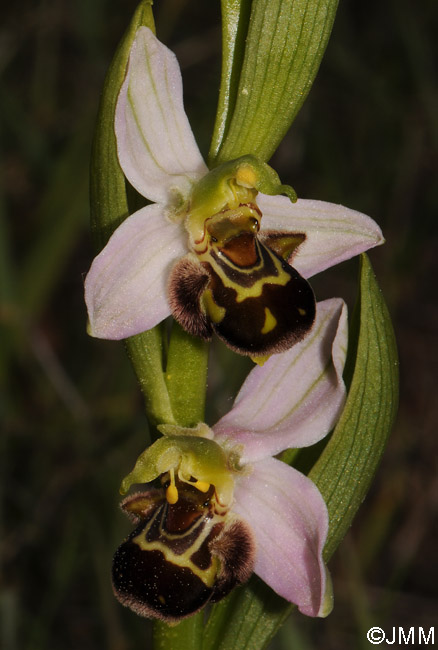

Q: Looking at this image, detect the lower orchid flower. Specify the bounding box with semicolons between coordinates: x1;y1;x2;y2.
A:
84;26;383;359
112;298;346;621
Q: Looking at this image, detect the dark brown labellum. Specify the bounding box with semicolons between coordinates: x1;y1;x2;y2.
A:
204;239;315;355
168;228;315;357
112;483;255;622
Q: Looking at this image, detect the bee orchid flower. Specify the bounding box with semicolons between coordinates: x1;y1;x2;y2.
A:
84;27;383;358
112;298;346;621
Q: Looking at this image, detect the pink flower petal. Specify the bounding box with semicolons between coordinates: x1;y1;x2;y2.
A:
258;194;384;278
233;457;331;617
214;299;347;462
115;27;207;204
85;204;187;339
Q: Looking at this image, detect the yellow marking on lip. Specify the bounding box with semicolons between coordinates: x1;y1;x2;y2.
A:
261;307;277;334
203;289;226;324
204;247;291;303
133;510;223;587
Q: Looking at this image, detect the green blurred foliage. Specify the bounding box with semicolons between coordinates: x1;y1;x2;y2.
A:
0;0;437;648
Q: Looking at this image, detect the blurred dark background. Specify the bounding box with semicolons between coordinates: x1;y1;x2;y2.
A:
1;1;437;648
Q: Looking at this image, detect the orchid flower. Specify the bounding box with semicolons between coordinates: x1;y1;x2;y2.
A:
112;298;346;621
84;27;383;359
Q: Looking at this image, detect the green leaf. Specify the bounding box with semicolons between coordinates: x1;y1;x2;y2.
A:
154;615;204;650
203;580;287;650
310;253;399;559
211;0;339;165
209;0;252;164
204;254;398;649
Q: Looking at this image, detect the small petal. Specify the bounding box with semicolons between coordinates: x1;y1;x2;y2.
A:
85;204;186;339
258;194;384;278
233;457;329;617
214;298;347;462
115;27;208;204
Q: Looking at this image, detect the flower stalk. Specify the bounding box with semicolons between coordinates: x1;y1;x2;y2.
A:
165;323;209;427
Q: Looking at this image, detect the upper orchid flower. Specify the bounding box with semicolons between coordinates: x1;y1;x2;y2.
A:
85;27;383;358
112;298;346;621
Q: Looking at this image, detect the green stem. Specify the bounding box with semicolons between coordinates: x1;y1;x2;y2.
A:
165;322;209;427
124;325;175;428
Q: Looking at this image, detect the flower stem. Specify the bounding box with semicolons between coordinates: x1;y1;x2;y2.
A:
165;322;209;427
125;325;175;427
